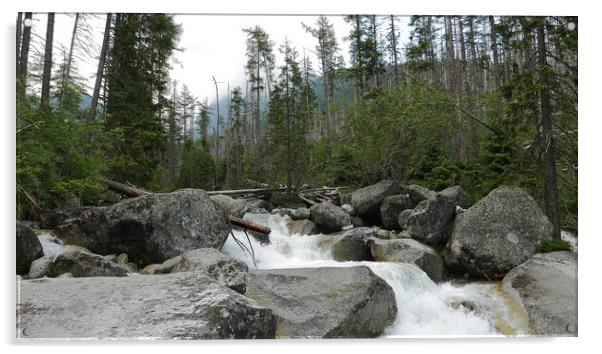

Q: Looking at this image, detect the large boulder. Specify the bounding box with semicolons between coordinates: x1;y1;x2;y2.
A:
16;222;44;275
171;248;249;294
54;189;231;266
369;238;444;282
401;193;456;246
245;267;397;338
379;194;415;230
399;184;435;205
439;185;471;209
287;219;319;236
17;272;277;339
351;180;401;224
443;186;554;279
309;201;352;234
331;227;376;261
501;251;577;336
39;207;92;229
210;194;249;217
48;251;128;278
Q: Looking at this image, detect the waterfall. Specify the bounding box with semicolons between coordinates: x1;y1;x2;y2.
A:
222;213;531;337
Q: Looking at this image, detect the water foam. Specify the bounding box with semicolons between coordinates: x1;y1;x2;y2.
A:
222;213;529;336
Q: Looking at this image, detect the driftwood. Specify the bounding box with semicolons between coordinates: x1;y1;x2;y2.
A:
205;187;286;197
102;179;271;238
297;186;346;206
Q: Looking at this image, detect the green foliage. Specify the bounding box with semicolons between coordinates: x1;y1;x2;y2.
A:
105;14;179;187
177;140;216;190
16;92;110;219
537;239;572;253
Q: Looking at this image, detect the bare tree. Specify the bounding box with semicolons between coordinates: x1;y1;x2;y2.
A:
90;13;112;121
40;13;55;113
17;12;33;118
537;18;561;239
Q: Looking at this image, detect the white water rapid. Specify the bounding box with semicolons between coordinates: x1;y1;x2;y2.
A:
222;213;532;337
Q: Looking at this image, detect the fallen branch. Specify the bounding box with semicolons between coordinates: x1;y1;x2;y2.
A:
227;215;271;237
205;187;286;196
297;193;317;206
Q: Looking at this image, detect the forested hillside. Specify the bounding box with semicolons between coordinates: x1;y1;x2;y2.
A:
16;14;577;234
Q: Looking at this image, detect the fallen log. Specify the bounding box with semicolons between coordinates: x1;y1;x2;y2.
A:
102;178;151;197
297;193;317;206
102;178;271;237
205;187;286;196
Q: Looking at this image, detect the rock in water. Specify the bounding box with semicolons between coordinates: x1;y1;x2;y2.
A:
170;248;249;294
291;207;311;220
16;222;44;275
48;251;128;278
17;272;277;339
402;193;456;246
54;189;230;265
369;238;443;282
379;194;415;230
309;201;352;233
443;186;554;278
287;219;319;236
245;266;397;338
27;256;54;279
351;180;401;224
331;227;376;261
210;194;249;218
501;251;577;336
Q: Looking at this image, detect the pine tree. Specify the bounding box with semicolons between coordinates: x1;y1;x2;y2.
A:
105;14;180;186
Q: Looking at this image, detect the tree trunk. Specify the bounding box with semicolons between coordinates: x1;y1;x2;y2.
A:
488;16;500;90
355;16;364;98
255;45;261;151
371;15;380;89
284;41;292;193
319;38;331;139
59;13;80;109
537;18;561;239
40;13;55;114
467;16;481;95
167;80;178;183
17;12;33;117
213;75;221;160
458;17;470;97
16;13;22;78
389;15;399;86
90;13;112;121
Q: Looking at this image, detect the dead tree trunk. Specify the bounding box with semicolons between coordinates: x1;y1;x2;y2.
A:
40;13;55;114
90;13;112;121
17;12;33;120
537;19;561;239
59;13;80;110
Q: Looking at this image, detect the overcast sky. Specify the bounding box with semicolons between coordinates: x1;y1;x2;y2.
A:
28;13;410;105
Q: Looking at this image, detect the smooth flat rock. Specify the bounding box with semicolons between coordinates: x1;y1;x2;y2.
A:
17;272;276;339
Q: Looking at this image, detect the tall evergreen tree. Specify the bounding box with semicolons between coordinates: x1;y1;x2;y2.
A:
105;14;180;186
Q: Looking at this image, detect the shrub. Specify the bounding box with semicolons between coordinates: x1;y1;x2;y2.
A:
537;239;572;253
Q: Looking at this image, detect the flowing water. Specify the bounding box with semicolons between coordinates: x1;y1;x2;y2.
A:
222;213;532;337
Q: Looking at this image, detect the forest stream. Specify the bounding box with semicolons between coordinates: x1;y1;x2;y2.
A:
222;213;534;336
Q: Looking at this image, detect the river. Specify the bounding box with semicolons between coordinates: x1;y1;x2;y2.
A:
222;213;533;337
